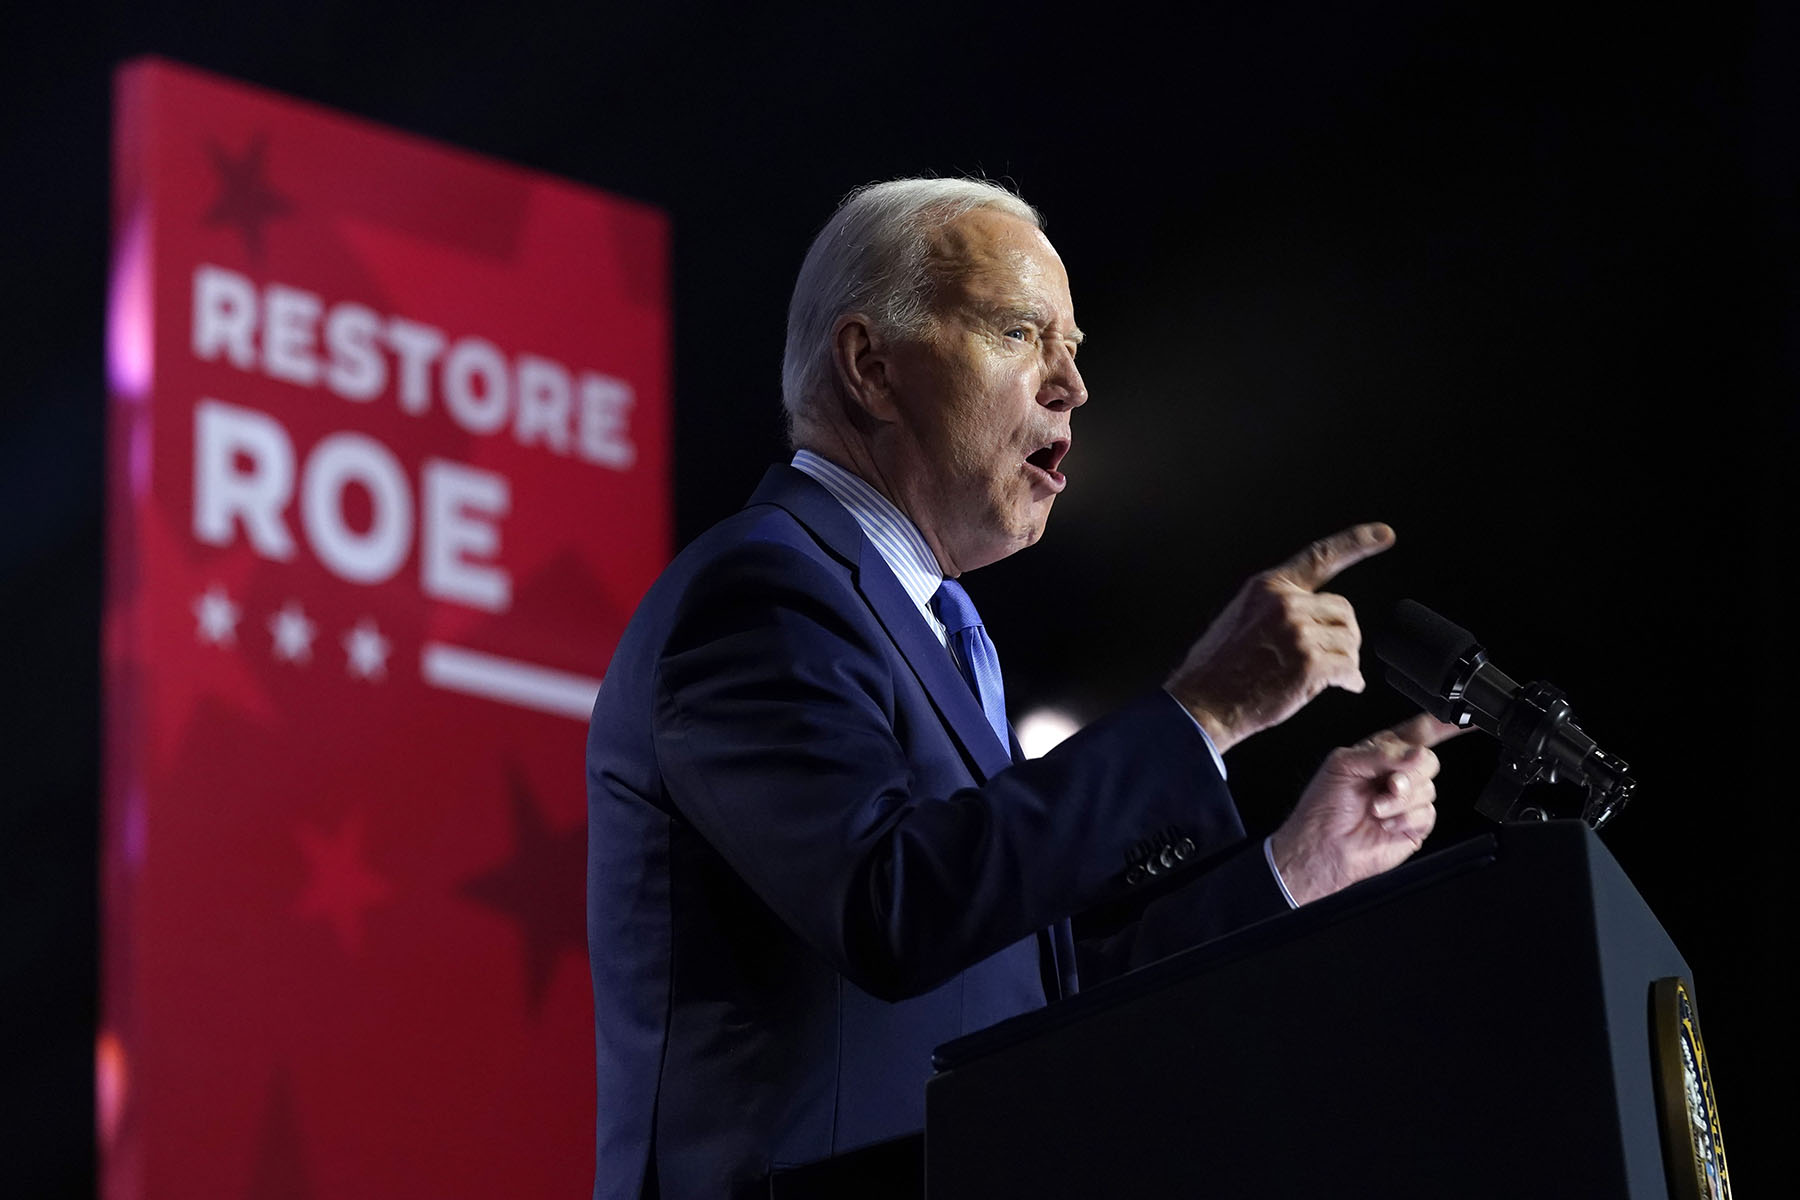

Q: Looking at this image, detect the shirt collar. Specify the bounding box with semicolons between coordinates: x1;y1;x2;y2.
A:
790;449;946;641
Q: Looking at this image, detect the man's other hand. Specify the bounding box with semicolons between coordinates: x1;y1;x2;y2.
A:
1167;523;1394;752
1268;714;1466;906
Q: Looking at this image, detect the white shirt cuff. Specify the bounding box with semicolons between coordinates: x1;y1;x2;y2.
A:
1263;835;1300;909
1163;689;1227;781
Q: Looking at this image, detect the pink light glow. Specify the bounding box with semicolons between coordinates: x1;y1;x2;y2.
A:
95;1028;128;1148
105;206;154;402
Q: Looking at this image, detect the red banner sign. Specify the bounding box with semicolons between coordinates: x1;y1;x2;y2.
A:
102;57;669;1198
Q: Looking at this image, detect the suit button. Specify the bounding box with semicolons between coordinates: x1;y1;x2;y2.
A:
1143;857;1161;877
1126;866;1146;886
1158;847;1178;869
1175;838;1195;860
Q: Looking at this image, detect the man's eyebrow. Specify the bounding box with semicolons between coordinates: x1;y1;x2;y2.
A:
977;300;1085;343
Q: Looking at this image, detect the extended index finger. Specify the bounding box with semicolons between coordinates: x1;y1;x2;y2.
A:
1271;523;1396;591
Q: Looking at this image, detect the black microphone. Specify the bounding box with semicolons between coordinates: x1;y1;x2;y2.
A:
1370;599;1635;828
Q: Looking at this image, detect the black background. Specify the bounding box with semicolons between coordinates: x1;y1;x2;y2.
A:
4;2;1789;1193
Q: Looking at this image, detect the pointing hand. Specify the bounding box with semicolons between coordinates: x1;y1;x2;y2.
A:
1168;523;1395;752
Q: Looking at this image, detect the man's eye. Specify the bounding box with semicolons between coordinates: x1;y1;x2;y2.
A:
1005;327;1029;341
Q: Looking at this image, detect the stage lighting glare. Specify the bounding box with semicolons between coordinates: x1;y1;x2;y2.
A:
1015;707;1081;759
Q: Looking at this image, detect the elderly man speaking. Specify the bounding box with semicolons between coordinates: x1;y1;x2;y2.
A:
585;178;1453;1199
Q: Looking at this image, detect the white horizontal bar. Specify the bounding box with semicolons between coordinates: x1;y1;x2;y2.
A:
420;642;600;722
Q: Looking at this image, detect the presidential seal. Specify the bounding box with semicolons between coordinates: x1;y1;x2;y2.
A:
1650;976;1731;1200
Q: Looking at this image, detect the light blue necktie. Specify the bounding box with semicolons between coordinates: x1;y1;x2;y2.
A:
937;579;1072;997
932;579;1010;751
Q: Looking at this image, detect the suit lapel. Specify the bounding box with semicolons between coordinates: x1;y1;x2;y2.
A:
852;539;1016;780
746;466;1016;781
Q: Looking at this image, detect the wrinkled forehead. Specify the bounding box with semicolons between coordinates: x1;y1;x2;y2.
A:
926;209;1070;309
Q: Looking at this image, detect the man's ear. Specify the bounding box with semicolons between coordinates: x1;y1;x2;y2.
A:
831;315;901;424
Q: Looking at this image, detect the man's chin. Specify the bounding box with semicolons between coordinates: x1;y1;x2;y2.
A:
949;495;1056;571
1002;506;1053;558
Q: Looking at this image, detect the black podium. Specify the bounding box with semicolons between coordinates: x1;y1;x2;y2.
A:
925;821;1699;1198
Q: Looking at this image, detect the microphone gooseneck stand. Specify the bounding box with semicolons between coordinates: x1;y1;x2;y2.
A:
1375;600;1637;831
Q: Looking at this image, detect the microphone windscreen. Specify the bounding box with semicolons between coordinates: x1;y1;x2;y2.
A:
1371;599;1480;695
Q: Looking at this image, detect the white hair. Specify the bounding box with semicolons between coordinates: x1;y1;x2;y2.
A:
780;178;1043;444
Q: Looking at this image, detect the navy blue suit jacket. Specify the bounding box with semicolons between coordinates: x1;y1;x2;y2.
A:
586;466;1287;1199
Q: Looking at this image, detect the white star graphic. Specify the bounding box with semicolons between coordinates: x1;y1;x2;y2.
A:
192;585;241;646
268;601;317;663
342;618;391;681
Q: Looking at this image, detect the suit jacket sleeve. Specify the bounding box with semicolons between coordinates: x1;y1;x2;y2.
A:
650;537;1282;1003
1073;837;1290;983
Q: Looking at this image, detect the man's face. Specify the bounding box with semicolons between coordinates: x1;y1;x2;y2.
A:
880;209;1087;575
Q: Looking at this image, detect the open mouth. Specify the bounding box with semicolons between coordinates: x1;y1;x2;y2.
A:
1024;437;1071;490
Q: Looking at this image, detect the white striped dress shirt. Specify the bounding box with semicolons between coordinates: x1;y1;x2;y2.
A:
791;449;949;648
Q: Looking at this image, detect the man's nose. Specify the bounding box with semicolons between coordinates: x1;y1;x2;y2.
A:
1039;344;1088;411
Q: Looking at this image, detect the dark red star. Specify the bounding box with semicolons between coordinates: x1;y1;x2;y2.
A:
458;765;587;1014
203;133;293;261
294;813;393;953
